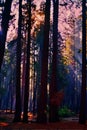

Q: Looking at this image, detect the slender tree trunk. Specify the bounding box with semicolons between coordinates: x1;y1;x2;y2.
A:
10;83;13;113
37;0;50;123
0;0;12;70
79;0;86;124
13;0;22;122
23;0;31;122
33;42;37;115
49;0;59;122
21;44;26;112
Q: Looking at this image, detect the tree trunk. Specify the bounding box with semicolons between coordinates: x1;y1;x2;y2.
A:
23;0;31;122
13;0;22;122
49;0;59;122
21;44;26;112
79;0;86;124
0;0;12;70
33;41;37;115
37;0;50;123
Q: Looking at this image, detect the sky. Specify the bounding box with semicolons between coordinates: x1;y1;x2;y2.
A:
34;0;43;9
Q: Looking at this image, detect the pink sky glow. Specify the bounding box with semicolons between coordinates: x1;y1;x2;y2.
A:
6;0;82;42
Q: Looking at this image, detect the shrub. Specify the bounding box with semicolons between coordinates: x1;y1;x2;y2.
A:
58;106;75;117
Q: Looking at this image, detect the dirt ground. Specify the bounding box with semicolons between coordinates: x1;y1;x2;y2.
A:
0;111;87;130
0;121;87;130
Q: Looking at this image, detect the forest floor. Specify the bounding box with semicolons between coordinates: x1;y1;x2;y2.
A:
0;121;87;130
0;111;87;130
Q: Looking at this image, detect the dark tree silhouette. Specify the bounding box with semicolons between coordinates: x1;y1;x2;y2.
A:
23;0;31;122
49;0;59;122
0;0;13;70
37;0;50;123
79;0;86;124
13;0;22;122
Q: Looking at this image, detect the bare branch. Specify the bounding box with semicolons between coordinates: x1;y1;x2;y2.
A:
59;3;68;6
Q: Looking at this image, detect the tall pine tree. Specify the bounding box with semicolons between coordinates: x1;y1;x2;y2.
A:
23;0;31;122
49;0;59;122
0;0;12;70
79;0;86;124
37;0;50;123
13;0;22;122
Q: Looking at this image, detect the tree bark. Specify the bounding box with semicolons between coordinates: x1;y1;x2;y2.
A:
79;0;86;124
37;0;50;123
23;0;31;122
13;0;22;122
0;0;12;70
49;0;59;122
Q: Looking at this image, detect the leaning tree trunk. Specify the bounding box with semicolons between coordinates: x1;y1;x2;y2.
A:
49;0;59;122
22;0;31;122
79;0;86;124
0;0;12;70
13;0;22;122
37;0;50;123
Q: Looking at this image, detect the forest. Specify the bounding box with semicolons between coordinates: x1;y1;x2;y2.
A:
0;0;87;128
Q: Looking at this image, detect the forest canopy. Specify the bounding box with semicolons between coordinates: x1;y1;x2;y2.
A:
0;0;86;124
